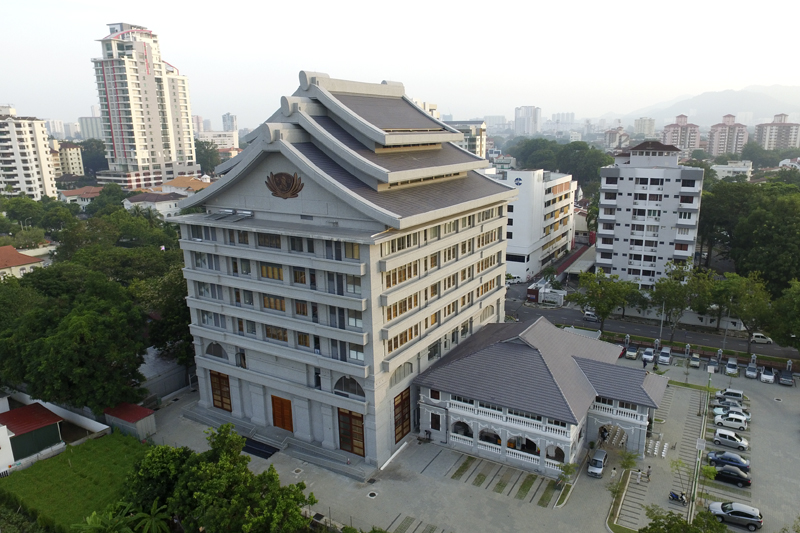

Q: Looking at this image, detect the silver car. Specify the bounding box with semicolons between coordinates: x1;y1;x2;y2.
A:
708;501;763;530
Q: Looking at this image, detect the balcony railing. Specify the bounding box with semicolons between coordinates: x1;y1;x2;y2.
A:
506;448;540;465
450;433;472;447
590;402;646;422
448;401;569;437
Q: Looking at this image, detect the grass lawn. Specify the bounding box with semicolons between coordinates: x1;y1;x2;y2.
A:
0;432;148;531
556;483;572;506
451;456;475;480
514;474;537;500
607;470;636;533
537;480;558;507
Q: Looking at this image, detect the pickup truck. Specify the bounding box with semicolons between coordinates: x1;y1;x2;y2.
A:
779;369;795;386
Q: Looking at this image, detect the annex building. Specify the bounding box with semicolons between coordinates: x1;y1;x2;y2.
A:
173;71;516;469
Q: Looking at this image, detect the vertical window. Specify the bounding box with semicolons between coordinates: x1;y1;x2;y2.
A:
297;332;310;347
345;242;360;259
261;263;283;280
257;233;281;248
348;310;363;328
431;413;441;431
293;267;306;284
346;275;361;294
349;343;364;361
295;300;308;316
290;237;304;252
237;230;249;245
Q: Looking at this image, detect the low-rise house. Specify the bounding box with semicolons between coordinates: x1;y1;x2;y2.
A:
0;403;63;463
415;317;666;478
0;245;44;278
123;192;187;218
58;186;103;210
161;174;212;197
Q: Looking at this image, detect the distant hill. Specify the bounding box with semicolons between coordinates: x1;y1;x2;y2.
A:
613;86;800;129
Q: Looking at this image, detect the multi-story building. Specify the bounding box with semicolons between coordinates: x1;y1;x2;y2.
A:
707;115;748;156
64;122;81;140
0;106;58;200
192;115;204;134
443;121;487;158
203;119;212;132
711;160;753;180
515;106;541;136
634;117;655;138
754;114;800;151
596;141;703;289
197;131;237;150
661;115;700;157
49;140;85;176
604;127;629;149
44;119;65;140
92;23;201;190
489;170;576;280
78;116;104;141
222;113;238;133
173;71;516;470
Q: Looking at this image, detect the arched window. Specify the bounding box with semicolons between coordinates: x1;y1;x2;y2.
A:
334;376;365;398
480;305;495;322
452;421;473;437
206;342;227;358
390;362;414;387
479;429;500;445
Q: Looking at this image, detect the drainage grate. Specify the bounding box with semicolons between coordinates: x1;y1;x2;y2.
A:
313;513;324;521
368;492;377;498
775;398;783;402
293;468;303;474
368;478;376;484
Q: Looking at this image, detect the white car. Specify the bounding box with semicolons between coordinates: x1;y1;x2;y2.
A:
642;348;655;363
745;363;758;379
715;413;748;431
689;355;701;368
658;348;672;365
750;333;773;344
760;367;775;383
712;406;751;422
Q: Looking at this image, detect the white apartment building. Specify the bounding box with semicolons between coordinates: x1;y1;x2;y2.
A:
490;169;576;281
45;119;65;139
192;115;204;134
64;122;81;139
0;106;58;200
515;106;541;136
197;130;237;150
707;115;748;156
173;71;516;471
596;141;703;289
661;115;700;157
78;116;104;141
92;23;201;189
755;114;800;151
222;113;238;133
49;140;85;176
711;160;753;180
634;117;655;138
443;121;487;159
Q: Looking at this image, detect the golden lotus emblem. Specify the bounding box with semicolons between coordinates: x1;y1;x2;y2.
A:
266;172;304;199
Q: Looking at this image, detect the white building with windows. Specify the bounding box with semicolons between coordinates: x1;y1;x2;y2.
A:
596;141;703;289
197;130;237;150
489;169;576;281
222;113;238;133
515;106;541;136
634;117;655;138
0;106;58;200
172;71;516;472
92;23;200;189
416;317;666;478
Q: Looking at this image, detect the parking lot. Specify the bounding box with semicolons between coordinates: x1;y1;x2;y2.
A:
616;354;800;532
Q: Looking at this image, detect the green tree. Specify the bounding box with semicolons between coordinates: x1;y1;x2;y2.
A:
3;196;45;226
639;505;726;533
72;501;136;532
650;262;692;344
79;138;109;176
585;193;598;233
125;445;195;510
11;227;46;249
698;465;717;503
133;501;170;533
194;139;221;175
669;458;690;494
40;205;77;232
566;269;628;331
771;280;800;348
724;272;773;353
691;149;710;160
84;184;132;217
556;462;577;487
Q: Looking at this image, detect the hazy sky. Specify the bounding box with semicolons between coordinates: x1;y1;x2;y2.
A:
4;0;799;129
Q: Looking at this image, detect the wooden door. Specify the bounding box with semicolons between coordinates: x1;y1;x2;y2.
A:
338;408;365;457
209;371;232;412
394;388;411;443
271;395;294;433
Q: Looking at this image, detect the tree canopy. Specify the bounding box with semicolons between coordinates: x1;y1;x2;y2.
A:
507;139;612;194
194;139;221;175
566;269;629;331
78;138;109;176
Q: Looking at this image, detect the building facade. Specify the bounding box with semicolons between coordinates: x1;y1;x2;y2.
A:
596;141;703;289
123;192;187;218
515;106;541;136
711;160;753;180
443;121;487;159
78;116;104;141
661;115;700;157
222;113;238;133
173;71;516;469
754;114;800;151
490;169;576;281
0;106;58;200
49;140;84;176
92;23;201;189
707;115;748;156
634;117;655;138
0;245;44;279
197;130;237;150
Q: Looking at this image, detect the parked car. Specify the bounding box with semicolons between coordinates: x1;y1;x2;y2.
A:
708;451;750;472
745;363;758;379
658;348;672;366
689;354;701;368
726;357;740;376
715;388;745;402
625;345;640;360
760;367;775;384
642;348;655;363
712;406;751;421
711;398;744;410
583;311;599;323
715;413;748;431
707;501;763;530
714;465;752;487
750;333;773;344
617;345;626;358
713;429;749;451
587;449;608;478
779;369;794;386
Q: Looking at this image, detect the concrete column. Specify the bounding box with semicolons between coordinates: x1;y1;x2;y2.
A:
249;382;267;426
321;405;337;450
228;376;244;419
292;397;313;443
196;366;211;409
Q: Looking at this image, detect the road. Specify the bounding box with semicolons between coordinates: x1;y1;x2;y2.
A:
504;284;798;359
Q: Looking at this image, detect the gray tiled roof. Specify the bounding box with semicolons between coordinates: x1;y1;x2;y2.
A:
310;115;483;171
291;142;511;218
330;93;444;132
415;318;655;425
573;358;666;408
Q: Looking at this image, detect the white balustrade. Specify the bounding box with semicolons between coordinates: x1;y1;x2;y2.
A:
507;449;539;464
477;441;501;454
450;433;473;447
544;458;562;470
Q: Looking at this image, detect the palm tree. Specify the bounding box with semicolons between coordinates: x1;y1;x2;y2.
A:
134;501;170;533
141;207;164;228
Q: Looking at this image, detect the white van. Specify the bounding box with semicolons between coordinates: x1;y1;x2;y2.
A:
587;449;608;478
583;311;599;323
